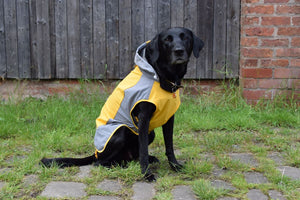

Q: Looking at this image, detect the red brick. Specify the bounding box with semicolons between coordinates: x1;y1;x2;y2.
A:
245;0;260;3
241;68;273;78
261;17;290;26
276;48;300;57
258;79;289;89
243;90;272;100
245;27;274;36
244;5;275;14
261;59;289;67
277;5;300;14
242;48;273;58
242;78;257;89
278;27;300;36
261;39;289;47
241;37;259;47
274;68;300;78
291;59;300;67
264;0;289;2
292;17;300;26
240;59;258;67
242;16;259;26
292;37;300;47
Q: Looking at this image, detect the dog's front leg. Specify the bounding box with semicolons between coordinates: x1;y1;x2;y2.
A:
163;115;183;172
136;103;156;182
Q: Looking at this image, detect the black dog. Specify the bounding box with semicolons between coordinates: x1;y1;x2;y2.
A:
41;27;204;182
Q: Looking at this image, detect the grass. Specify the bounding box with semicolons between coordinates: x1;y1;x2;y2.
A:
0;81;299;199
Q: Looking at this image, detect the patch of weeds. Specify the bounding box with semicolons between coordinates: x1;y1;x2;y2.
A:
182;159;213;179
192;179;229;200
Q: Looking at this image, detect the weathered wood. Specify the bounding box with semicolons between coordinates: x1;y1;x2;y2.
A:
36;0;51;79
184;0;198;79
55;0;68;78
106;0;119;79
119;0;132;78
93;0;106;79
80;0;93;78
171;0;184;28
67;0;81;78
29;0;38;79
0;0;6;78
145;0;158;41
213;0;227;79
17;0;31;78
131;0;145;61
4;0;18;78
226;0;240;78
197;0;214;79
157;0;171;32
0;0;241;80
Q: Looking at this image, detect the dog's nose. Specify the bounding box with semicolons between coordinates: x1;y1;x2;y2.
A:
174;48;184;57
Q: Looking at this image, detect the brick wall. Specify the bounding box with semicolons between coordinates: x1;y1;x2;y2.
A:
240;0;300;104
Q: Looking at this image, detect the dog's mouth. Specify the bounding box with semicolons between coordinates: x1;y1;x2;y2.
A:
172;58;189;65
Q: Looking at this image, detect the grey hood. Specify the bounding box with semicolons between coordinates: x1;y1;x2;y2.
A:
134;42;159;81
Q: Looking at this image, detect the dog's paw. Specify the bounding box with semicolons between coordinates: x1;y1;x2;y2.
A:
169;161;183;172
149;155;160;164
144;172;156;182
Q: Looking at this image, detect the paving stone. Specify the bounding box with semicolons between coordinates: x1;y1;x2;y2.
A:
217;197;239;200
40;181;86;198
23;174;38;186
277;166;300;180
171;185;196;200
97;179;122;193
247;189;268;200
268;152;285;165
268;190;287;200
131;182;155;200
0;182;6;190
89;195;122;200
77;165;92;178
211;180;236;191
212;167;226;177
229;153;259;167
244;172;269;184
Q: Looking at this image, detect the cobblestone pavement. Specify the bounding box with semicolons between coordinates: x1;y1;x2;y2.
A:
1;152;298;199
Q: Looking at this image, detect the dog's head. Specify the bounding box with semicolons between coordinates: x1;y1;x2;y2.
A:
145;27;204;92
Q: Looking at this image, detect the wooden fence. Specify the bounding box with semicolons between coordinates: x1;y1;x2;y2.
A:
0;0;240;80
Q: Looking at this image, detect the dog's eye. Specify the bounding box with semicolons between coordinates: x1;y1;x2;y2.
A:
180;33;186;40
165;35;173;42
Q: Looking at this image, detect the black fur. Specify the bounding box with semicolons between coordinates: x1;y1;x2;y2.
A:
40;27;204;182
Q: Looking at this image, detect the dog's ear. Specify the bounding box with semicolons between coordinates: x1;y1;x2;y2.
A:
146;34;160;64
192;34;204;58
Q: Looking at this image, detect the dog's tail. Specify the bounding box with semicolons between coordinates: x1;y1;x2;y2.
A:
40;154;96;168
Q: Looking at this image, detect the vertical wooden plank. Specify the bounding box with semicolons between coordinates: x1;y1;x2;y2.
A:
119;0;132;78
226;0;240;78
49;0;56;78
29;0;38;79
171;0;184;28
4;0;18;78
93;0;106;79
184;0;197;79
55;0;68;78
197;0;214;79
36;0;51;79
213;0;227;79
131;0;144;61
157;0;170;32
145;0;157;41
0;0;6;78
67;0;80;78
17;0;31;79
106;0;119;79
80;0;93;79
